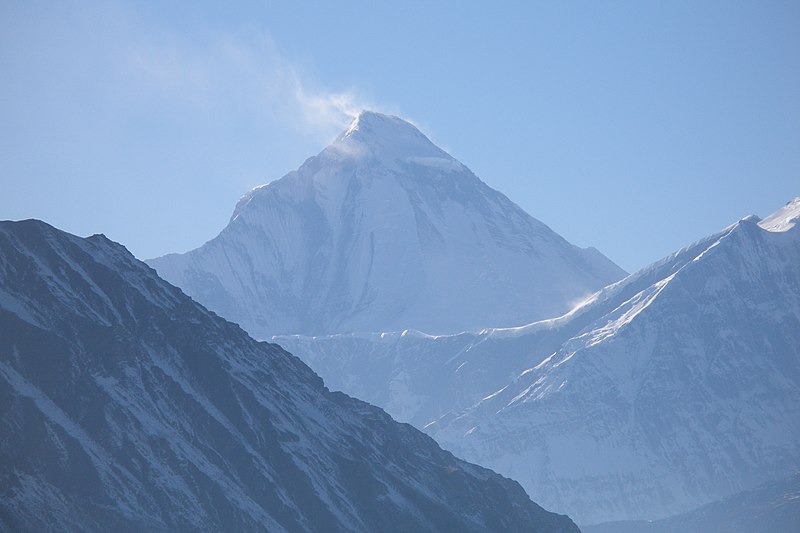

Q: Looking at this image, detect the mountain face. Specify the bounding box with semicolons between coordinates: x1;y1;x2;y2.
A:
273;328;551;430
148;111;625;337
583;472;800;533
0;220;580;533
276;199;800;525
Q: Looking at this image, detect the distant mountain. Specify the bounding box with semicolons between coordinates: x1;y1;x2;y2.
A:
277;198;800;525
0;220;580;533
583;472;800;533
148;111;624;337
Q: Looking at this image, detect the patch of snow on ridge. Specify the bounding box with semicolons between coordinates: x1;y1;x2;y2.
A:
405;156;466;172
758;197;800;232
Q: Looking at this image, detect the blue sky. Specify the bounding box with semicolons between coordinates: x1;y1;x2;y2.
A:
1;1;798;272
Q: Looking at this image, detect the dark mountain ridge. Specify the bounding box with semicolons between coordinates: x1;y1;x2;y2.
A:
0;219;578;532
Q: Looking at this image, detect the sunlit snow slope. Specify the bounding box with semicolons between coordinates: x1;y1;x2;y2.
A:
278;198;800;525
148;111;624;337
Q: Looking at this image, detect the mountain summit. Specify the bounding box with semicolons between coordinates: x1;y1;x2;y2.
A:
331;111;450;162
149;111;625;337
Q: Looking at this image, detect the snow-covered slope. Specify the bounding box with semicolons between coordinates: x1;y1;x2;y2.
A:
0;219;580;533
273;328;558;429
277;199;800;525
148;111;625;337
757;197;800;232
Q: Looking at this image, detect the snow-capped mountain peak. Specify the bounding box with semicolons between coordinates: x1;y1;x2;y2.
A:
323;111;456;166
758;196;800;232
149;114;625;337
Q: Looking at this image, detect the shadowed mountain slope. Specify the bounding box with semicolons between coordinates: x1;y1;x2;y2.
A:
0;219;579;533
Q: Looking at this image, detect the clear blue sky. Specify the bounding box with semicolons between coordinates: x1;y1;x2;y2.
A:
1;1;798;272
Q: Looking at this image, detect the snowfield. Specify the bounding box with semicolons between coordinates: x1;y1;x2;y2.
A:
277;198;800;525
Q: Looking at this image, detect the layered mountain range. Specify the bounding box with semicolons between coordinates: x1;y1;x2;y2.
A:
148;111;625;337
277;198;800;525
7;103;796;532
147;110;799;526
0;219;579;532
